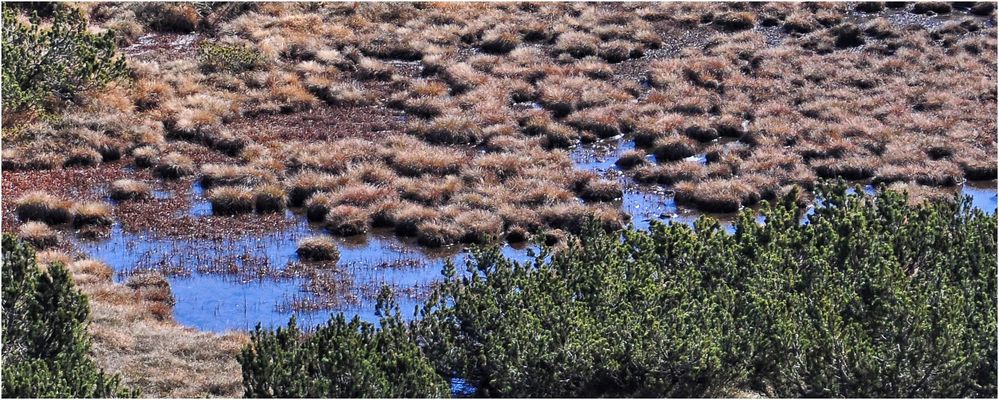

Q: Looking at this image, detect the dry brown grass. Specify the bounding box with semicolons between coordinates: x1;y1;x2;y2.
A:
72;201;113;228
15;191;74;225
297;235;340;262
326;205;369;236
51;253;248;398
17;221;59;249
207;186;255;215
110;179;153;202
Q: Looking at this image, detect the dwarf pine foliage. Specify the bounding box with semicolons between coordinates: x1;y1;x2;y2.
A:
1;5;126;114
1;235;135;398
243;183;997;397
239;288;448;398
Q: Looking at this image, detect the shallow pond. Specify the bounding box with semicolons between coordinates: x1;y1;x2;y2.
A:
74;139;997;333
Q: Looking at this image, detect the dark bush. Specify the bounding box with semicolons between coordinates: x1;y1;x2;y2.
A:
1;235;136;397
245;184;997;398
239;289;448;398
2;5;126;115
416;183;997;397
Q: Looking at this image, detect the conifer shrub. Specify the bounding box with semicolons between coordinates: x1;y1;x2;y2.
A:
2;5;126;116
243;184;997;397
2;235;136;397
416;184;997;397
239;290;448;397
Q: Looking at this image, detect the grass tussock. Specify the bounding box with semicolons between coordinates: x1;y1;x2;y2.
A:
153;153;195;179
326;205;370;236
254;184;287;213
3;2;994;251
17;221;59;249
297;236;340;262
16;191;74;225
72;201;113;228
110;179;153;202
207;186;255;215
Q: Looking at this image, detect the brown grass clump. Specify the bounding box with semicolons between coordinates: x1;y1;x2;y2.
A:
416;220;464;248
402;96;450;119
391;146;466;176
633;162;706;185
555;31;599;58
69;259;114;284
578;180;624;202
254;184;287;213
683;123;720;143
207;186;255;215
874;161;965;187
287;171;344;206
135;2;201;32
715;11;756;31
616;150;648;170
454;210;503;244
316;82;373;107
17;222;59;249
481;27;521;54
812;156;877;180
110;179;153;202
409;115;483;145
348;163;399;186
64;147;103;167
885;182;954;206
539;203;624;235
783;12;819;34
443;63;489;93
953;149;998;181
72;201;113;228
200;164;274;188
912;2;951;14
364;200;399;228
598;40;639;63
132;146;159;168
125;272;176;306
396;176;463;206
674;178;757;213
16;191;74;225
154;153;195;179
331;184;395;207
854;2;885;13
505;225;530;244
653;135;700;162
392;202;441;236
971;2;996;15
297;236;340;262
632;113;684;147
357;57;396;81
326;205;370;236
304;193;334;222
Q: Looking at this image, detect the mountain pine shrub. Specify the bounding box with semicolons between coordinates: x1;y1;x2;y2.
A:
1;235;136;397
239;288;448;398
2;5;126;115
244;183;997;397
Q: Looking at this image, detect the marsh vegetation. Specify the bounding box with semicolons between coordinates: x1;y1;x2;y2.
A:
1;1;997;397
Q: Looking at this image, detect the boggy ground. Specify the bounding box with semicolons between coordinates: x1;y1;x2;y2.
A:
30;251;246;397
4;2;996;248
1;3;997;396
